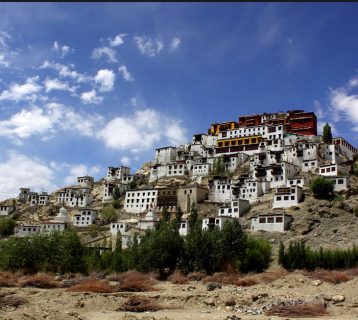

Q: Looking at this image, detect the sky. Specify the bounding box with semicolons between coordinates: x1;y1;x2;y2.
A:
0;3;358;200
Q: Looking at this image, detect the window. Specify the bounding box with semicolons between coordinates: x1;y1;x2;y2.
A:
321;168;325;173
276;196;281;201
332;166;336;171
284;196;289;200
291;196;295;200
259;217;266;223
305;163;308;167
338;179;344;184
267;217;274;223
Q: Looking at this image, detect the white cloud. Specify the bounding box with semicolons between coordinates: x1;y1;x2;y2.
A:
130;97;138;106
348;76;358;89
91;46;117;63
0;151;57;200
134;36;164;57
80;89;103;105
118;65;134;82
64;164;101;185
44;77;75;93
0;76;41;102
52;41;73;58
109;33;127;47
94;69;115;92
170;37;181;51
0;31;16;68
0;102;103;142
120;156;131;166
97;109;187;152
40;60;90;83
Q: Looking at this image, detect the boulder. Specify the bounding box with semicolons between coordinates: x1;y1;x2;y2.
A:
332;295;345;304
224;296;236;306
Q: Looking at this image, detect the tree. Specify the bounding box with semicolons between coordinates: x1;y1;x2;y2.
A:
101;207;118;223
322;123;333;144
353;161;358;176
212;156;226;176
310;176;334;199
112;232;124;272
129;180;137;190
188;202;198;228
113;186;121;200
162;206;170;222
0;218;16;237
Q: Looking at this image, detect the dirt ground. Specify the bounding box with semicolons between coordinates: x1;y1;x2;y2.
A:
1;272;358;320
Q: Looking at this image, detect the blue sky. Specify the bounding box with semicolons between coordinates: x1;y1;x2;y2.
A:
0;3;358;200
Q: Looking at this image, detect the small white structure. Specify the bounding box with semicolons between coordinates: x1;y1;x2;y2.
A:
0;204;15;216
324;176;349;192
16;224;41;237
110;221;131;236
318;164;346;176
250;213;293;232
138;208;159;230
286;178;307;188
208;177;232;203
124;189;158;214
38;192;51;205
72;209;97;227
53;207;69;223
302;159;321;173
178;219;190;236
218;199;250;218
192;163;211;176
273;186;303;208
77;176;94;188
202;215;235;231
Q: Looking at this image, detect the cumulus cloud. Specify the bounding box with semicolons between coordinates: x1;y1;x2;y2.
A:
40;61;90;83
44;77;75;93
80;89;103;105
0;76;41;102
0;102;103;142
120;156;131;166
0;151;57;200
52;41;73;58
97;109;187;153
94;69;115;92
134;36;164;57
64;164;101;185
109;33;127;47
91;46;117;63
0;31;16;68
170;37;181;51
118;65;134;82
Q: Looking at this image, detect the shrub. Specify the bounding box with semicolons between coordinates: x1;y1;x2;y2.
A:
101;207;118;223
67;279;114;293
203;273;258;287
0;218;16;237
240;236;271;273
266;302;327;317
117;296;162;312
0;292;27;310
310;176;334;199
20;274;58;289
0;272;18;287
304;269;352;284
115;271;157;292
168;270;188;284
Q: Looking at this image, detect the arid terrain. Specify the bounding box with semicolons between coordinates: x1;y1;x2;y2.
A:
1;270;358;320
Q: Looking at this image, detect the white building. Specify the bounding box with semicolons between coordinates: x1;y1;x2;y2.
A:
302;159;321;173
38;192;51;205
273;186;303;209
250;213;293;232
192;163;211;176
16;224;42;237
286;177;307;188
138;208;159;230
0;204;15;216
77;176;94;188
72;208;97;227
178;219;190;236
155;147;177;165
324;176;349;192
57;187;93;207
110;220;131;236
218;199;250;218
202;216;235;231
208;177;232;203
238;179;266;202
18;188;30;203
124;189;158;214
106;166;131;181
319;164;347;177
333;137;358;160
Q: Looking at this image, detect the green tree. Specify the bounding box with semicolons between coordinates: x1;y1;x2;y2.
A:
112;232;124;272
101;207;118;223
310;176;334;199
129;180;137;190
322;123;333;144
188;202;198;228
240;236;271;273
113;186;121;200
212;156;226;175
162;206;170;222
0;218;16;237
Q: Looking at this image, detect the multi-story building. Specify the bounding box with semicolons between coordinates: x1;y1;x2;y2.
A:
77;176;94;188
208;177;232;203
57;187;93;207
72;208;97;227
0;203;15;216
124;188;158;214
202;215;235;231
333;137;358;160
217;199;250;218
156;187;178;213
272;186;303;208
177;184;209;214
38;192;51;205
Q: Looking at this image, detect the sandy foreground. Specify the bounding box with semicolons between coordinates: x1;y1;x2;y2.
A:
1;273;358;320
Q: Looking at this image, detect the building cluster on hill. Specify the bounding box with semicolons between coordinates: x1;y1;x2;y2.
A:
5;109;357;248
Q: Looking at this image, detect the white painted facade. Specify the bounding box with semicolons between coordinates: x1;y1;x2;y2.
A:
110;221;131;236
57;187;93;207
202;216;235;231
0;205;15;216
106;166;131;181
192;163;211;176
38;192;51;205
124;189;158;214
138;208;158;230
238;180;265;202
218;199;250;218
286;178;307;188
208;177;232;202
319;164;347;176
324;176;349;191
301;159;321;173
77;176;94;188
72;209;97;227
178;220;190;236
273;186;303;208
250;214;293;232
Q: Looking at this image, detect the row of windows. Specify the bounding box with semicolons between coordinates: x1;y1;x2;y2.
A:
127;192;156;197
258;216;283;223
220;208;239;213
276;195;295;201
320;166;336;173
127;198;155;203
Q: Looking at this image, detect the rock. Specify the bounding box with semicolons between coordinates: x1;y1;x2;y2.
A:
207;282;222;291
299;278;304;283
204;297;215;306
332;295;345;304
224;296;236;306
251;293;268;301
312;280;322;286
225;306;234;311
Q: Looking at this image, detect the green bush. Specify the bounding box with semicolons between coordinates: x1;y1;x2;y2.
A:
310;176;334;199
101;207;118;223
0;218;16;236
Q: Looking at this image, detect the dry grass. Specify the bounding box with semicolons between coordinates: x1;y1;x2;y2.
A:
19;274;58;289
0;272;18;287
304;269;352;284
0;293;27;310
115;271;158;292
117;296;162;312
168;271;188;284
265;303;327;317
67;279;115;293
203;273;258;287
345;267;358;277
187;272;206;282
251;269;288;284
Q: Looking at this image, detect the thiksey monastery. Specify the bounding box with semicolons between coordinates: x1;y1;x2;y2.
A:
3;109;357;248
